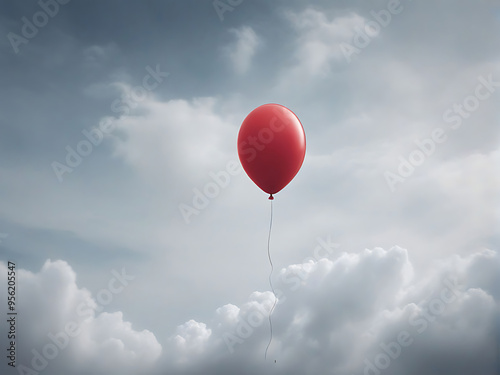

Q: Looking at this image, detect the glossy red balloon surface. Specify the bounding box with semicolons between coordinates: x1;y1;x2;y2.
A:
237;104;306;197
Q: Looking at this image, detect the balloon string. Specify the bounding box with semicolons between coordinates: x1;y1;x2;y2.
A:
265;199;277;361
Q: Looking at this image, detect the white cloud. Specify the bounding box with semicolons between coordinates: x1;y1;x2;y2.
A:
225;26;260;75
110;96;237;187
164;246;499;375
2;248;497;375
0;260;162;375
173;320;212;364
285;9;366;76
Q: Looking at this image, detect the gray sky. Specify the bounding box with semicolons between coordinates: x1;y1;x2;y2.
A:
1;1;499;374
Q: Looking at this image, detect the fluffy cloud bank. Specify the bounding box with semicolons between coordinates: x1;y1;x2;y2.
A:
2;247;498;375
0;260;161;375
167;246;499;375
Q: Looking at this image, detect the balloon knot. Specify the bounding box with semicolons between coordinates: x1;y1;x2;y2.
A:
269;194;274;200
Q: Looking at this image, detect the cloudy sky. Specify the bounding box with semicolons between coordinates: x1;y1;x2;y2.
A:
1;1;499;374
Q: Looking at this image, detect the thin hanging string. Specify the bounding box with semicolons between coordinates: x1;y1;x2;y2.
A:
265;196;277;361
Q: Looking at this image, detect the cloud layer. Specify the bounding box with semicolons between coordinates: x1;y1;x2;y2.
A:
164;246;499;375
0;260;161;375
1;246;498;375
0;1;499;375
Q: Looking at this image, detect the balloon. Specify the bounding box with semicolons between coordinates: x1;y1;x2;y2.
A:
237;104;306;199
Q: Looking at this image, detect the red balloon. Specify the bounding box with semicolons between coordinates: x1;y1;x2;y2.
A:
237;104;306;198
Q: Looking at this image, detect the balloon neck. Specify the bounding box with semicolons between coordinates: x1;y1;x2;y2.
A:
268;194;274;200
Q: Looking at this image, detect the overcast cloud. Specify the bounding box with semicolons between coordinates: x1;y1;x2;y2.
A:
1;1;499;374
